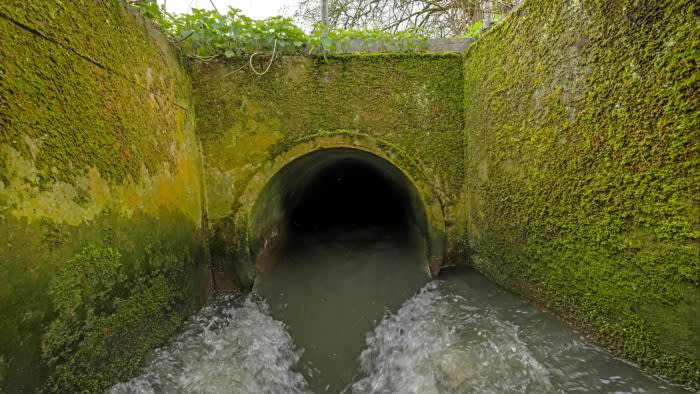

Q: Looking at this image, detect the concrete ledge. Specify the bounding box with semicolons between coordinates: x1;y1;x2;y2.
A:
333;37;474;54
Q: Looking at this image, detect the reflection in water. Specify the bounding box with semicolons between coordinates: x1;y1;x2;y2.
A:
109;230;689;394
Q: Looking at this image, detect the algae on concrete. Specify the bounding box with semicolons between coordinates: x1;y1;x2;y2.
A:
193;54;469;285
0;1;207;391
463;0;699;387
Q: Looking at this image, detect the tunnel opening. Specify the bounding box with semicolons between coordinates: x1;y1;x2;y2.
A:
285;157;412;238
248;148;435;275
248;147;438;392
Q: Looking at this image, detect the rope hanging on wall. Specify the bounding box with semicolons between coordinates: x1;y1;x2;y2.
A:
249;39;278;76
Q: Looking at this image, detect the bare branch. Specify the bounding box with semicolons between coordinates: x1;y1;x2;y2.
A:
293;0;523;37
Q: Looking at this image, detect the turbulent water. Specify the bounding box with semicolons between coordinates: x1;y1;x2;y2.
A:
109;295;309;394
110;230;689;394
348;275;684;394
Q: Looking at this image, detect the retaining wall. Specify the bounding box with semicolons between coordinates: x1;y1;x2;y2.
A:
463;0;699;387
0;1;207;391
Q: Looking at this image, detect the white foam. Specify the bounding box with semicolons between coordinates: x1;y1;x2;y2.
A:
108;295;309;394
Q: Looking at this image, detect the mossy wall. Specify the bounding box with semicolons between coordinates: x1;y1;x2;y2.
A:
0;1;207;392
193;55;467;281
2;0;696;389
463;0;699;387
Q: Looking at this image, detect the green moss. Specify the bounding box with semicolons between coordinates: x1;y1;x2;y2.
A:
0;0;205;392
0;1;191;184
41;245;192;393
464;0;699;387
0;209;204;393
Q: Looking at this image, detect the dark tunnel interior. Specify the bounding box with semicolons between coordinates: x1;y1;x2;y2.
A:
284;158;414;238
249;148;434;278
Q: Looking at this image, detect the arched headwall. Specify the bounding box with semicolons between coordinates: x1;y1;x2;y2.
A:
231;132;446;287
194;54;468;280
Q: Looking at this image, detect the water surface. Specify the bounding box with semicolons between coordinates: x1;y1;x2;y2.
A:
254;227;429;392
110;229;690;394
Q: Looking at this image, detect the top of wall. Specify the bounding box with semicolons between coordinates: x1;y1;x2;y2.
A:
334;38;474;53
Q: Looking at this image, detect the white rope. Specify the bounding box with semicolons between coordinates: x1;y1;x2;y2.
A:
249;39;278;76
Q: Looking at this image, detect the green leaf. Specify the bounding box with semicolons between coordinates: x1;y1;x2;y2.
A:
129;2;433;58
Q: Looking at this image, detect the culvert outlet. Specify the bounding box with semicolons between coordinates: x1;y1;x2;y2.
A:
248;148;440;278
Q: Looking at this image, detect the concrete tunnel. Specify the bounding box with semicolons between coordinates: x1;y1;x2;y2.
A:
243;147;445;281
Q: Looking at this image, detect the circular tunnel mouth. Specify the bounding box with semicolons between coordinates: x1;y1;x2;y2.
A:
249;148;435;274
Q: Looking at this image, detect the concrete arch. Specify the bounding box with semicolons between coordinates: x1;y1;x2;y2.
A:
230;132;446;287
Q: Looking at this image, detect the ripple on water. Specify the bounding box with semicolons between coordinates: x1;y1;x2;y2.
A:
349;274;690;394
108;270;690;394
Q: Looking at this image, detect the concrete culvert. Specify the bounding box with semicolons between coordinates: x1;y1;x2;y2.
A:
248;148;441;279
248;148;438;393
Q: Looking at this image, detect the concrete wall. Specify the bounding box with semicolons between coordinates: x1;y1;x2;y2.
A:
463;0;699;387
0;1;207;391
193;54;468;286
334;37;473;53
1;0;697;390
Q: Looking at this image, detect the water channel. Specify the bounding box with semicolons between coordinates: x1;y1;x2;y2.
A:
110;155;689;393
109;227;688;393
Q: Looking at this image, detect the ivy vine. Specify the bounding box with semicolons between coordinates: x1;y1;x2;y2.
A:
130;0;432;61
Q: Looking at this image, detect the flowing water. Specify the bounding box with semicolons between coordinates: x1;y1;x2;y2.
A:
110;228;690;394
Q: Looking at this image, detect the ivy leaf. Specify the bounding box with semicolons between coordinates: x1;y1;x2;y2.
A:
130;2;430;57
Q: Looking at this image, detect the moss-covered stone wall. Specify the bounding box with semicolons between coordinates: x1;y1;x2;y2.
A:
463;0;699;387
0;1;207;392
193;55;467;283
